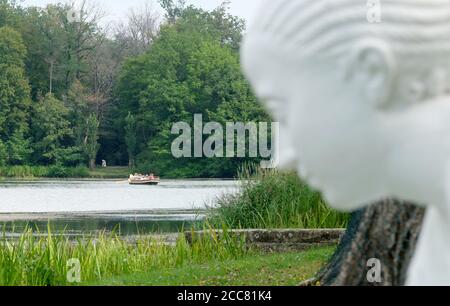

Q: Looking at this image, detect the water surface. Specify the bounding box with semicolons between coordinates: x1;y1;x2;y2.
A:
0;179;238;235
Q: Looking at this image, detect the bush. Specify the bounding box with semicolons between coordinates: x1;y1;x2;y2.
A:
66;166;90;178
207;165;350;229
45;165;68;178
54;147;86;167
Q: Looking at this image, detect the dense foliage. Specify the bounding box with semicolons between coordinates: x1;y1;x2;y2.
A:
0;0;269;178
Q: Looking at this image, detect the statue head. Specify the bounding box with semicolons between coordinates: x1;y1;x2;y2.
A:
242;0;450;210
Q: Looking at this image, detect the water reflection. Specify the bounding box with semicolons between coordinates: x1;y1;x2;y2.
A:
0;179;235;235
0;179;238;213
0;210;206;237
1;218;203;237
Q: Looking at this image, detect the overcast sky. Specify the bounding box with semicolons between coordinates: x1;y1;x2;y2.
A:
21;0;264;27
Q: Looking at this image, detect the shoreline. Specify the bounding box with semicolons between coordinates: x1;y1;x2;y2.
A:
0;209;206;222
0;166;237;180
0;177;237;181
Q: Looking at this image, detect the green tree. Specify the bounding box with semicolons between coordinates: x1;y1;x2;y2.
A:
0;0;12;28
19;6;65;98
31;93;73;165
115;6;267;177
159;0;186;22
83;114;100;170
0;26;31;165
178;2;245;51
66;80;90;145
0;139;8;166
0;25;26;65
6;129;31;165
0;65;30;137
124;112;137;167
18;2;104;99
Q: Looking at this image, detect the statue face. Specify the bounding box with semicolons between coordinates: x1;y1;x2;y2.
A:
243;0;450;286
242;38;389;210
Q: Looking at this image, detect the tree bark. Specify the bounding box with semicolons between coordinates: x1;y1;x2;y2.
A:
89;158;96;170
314;199;425;286
49;60;54;94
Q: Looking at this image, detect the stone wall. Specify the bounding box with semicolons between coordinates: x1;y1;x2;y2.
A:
184;229;345;252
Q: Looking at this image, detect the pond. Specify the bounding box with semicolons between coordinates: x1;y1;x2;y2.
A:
0;179;239;236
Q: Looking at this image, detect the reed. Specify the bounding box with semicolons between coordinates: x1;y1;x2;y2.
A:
0;224;247;286
207;165;350;229
0;165;90;178
0;165;95;178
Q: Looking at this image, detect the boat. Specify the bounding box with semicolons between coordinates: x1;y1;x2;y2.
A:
128;174;160;185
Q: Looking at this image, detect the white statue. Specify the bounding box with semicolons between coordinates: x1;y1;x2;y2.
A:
242;0;450;285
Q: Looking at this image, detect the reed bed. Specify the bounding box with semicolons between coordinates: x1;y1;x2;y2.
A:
0;165;90;178
0;224;247;286
207;166;350;229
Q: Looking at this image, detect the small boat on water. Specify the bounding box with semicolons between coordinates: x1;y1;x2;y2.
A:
128;174;160;185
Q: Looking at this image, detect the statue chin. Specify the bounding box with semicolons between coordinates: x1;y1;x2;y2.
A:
296;159;387;212
322;188;382;212
307;177;377;212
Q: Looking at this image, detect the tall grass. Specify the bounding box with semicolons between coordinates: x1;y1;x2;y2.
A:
0;224;247;286
0;165;90;178
0;166;49;178
207;166;350;229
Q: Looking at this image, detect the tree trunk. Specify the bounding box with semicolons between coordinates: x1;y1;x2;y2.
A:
314;199;425;286
49;60;53;94
89;159;96;170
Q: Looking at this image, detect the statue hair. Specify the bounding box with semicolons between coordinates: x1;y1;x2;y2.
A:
250;0;450;56
245;0;450;101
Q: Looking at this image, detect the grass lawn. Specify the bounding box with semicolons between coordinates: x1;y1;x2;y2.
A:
88;247;334;286
88;166;131;179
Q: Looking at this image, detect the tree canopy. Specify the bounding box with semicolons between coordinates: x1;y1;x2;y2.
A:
0;0;270;177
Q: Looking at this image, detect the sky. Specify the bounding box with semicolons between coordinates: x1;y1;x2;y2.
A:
20;0;265;27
